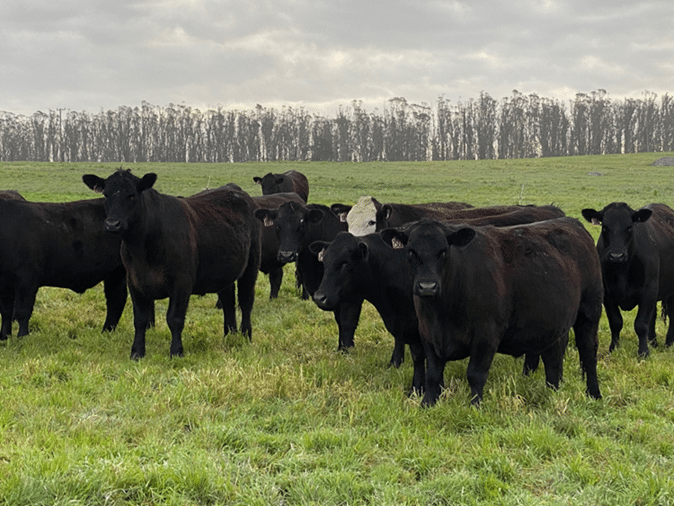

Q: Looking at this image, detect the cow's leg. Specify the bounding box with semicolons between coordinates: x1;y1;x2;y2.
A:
0;289;13;340
408;340;426;396
665;295;674;346
540;334;568;390
237;257;259;340
389;339;406;368
267;267;283;299
465;344;497;406
604;299;623;352
421;342;446;407
573;311;602;400
13;283;37;338
218;284;237;336
129;285;154;360
333;300;362;351
166;289;191;358
634;299;657;357
522;353;540;376
295;265;309;300
649;307;658;347
102;271;127;332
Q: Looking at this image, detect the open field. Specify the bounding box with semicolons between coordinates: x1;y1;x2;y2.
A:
1;154;674;505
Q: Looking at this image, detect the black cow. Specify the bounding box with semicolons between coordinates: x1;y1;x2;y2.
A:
308;205;568;386
253;170;309;203
310;231;426;394
0;196;127;340
251;192;305;299
0;190;25;201
254;201;362;351
582;203;674;357
331;196;472;236
83;169;260;359
381;217;603;406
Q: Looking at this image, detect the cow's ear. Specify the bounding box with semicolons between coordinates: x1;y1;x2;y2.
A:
581;208;602;225
254;208;277;227
330;203;352;222
381;229;408;250
358;241;369;261
308;241;330;262
448;227;476;248
275;176;285;185
308;209;325;224
633;208;653;223
137;173;157;192
381;204;394;221
253;177;261;184
82;174;105;193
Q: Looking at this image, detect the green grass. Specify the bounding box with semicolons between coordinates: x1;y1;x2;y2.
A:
1;154;674;505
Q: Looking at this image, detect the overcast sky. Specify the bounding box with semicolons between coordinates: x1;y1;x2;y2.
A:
1;0;672;117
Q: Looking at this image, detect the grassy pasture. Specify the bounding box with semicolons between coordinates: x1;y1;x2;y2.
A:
1;154;674;505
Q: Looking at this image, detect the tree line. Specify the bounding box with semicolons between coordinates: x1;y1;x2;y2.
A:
1;90;673;163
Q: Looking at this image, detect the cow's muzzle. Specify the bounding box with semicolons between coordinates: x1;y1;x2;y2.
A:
312;290;336;310
104;218;124;233
277;250;298;263
606;251;628;263
414;280;439;298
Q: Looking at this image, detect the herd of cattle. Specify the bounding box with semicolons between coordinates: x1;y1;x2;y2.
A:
2;168;674;407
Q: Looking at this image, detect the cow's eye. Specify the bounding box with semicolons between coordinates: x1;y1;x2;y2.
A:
438;248;447;260
407;250;422;266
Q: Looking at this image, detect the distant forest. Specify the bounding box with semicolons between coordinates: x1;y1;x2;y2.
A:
1;90;673;163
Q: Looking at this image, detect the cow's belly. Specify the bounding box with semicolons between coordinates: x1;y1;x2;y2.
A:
129;268;172;300
607;286;642;311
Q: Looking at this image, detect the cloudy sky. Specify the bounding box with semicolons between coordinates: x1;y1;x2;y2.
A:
1;0;672;116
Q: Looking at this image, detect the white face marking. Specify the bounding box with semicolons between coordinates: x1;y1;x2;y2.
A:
347;196;377;236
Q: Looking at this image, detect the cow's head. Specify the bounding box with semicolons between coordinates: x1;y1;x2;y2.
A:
253;172;285;195
254;201;324;263
582;203;652;264
309;232;368;310
83;169;157;233
344;196;380;236
381;221;475;298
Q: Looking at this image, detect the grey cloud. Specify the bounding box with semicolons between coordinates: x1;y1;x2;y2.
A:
1;0;672;115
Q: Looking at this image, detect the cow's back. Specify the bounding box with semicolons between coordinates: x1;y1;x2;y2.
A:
643;204;674;298
284;171;309;202
0;198;123;291
486;218;602;354
182;186;260;293
379;201;473;229
429;218;600;356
